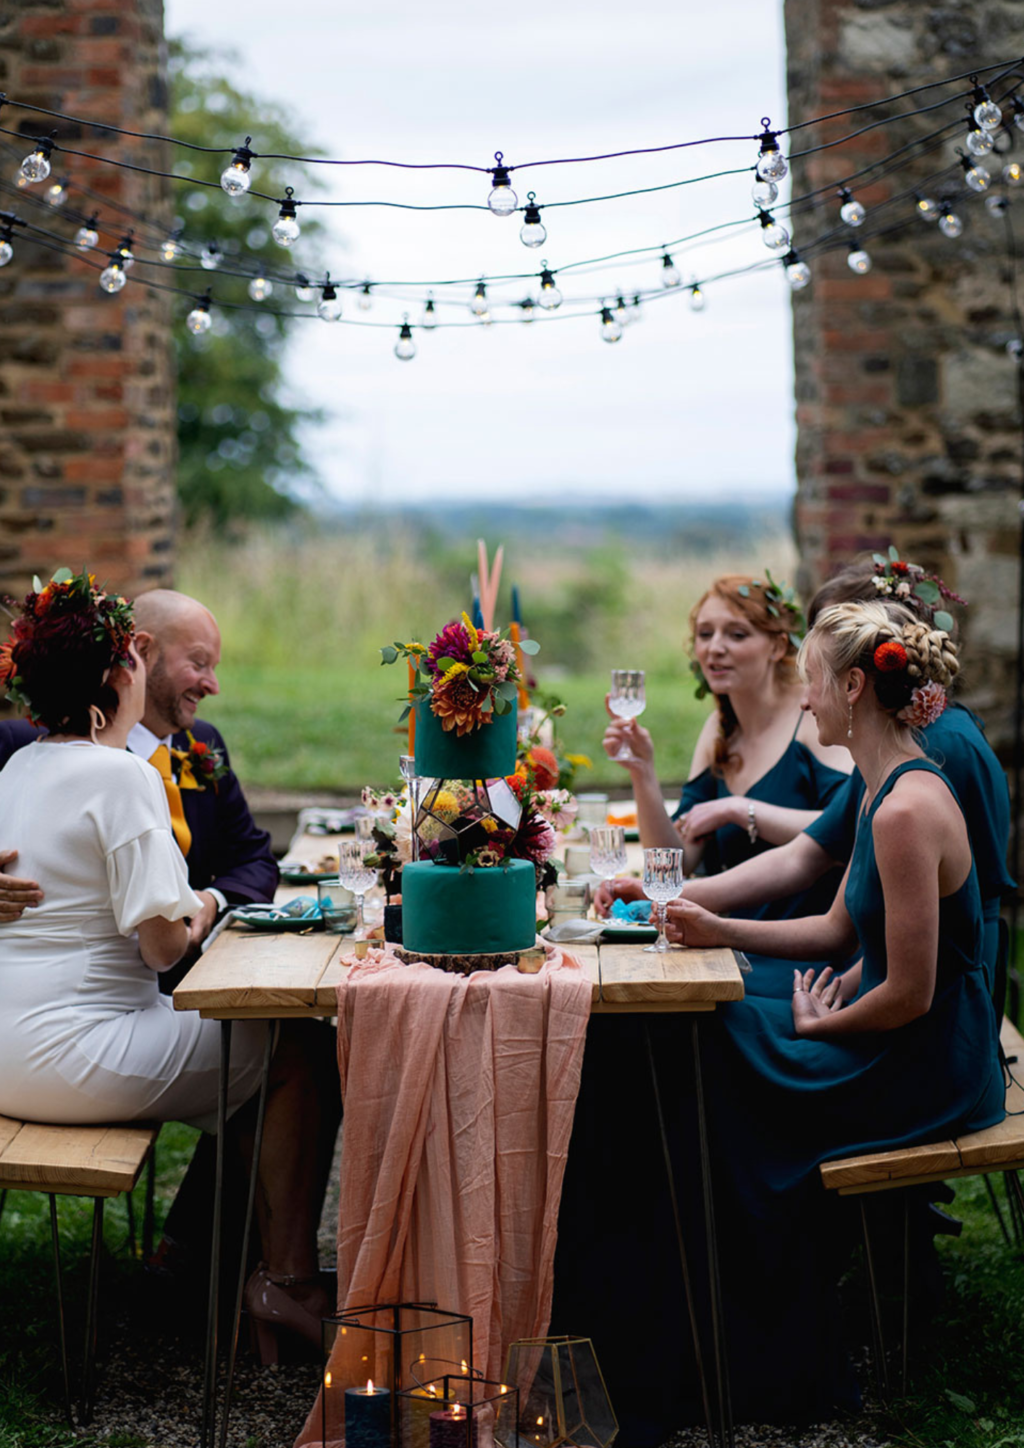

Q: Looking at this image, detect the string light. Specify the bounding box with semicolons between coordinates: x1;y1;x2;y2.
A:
688;281;706;311
200;240;222;270
847;242;872;274
599;304;622;343
660;251;681;287
630;292;643;321
961;154;991;193
186;291;213;333
964;115;995;157
74;212;99;249
755;120;787;182
394;315;416;361
1004;161;1023;186
470;280;489;319
115;231;135;269
838;186;866;226
487;153;517;216
987;193;1009;217
248;274;272;301
272;187;300;246
99;252;127;293
160;230;182;261
294;272;315;302
1013;97;1024;135
752;177;777;210
971;80;1002;131
613;292;629;327
0;219;13;267
19;137;53;183
519;193;546;248
317;274;342;321
914;193;941;222
44;176;68;207
783;249;811;290
421;295;437;329
938;203;964;238
538;265;562;310
358;282;374;311
220;138;254;197
758;210;790;252
519;297;535;322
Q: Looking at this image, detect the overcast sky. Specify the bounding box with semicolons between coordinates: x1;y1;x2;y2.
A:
164;0;792;506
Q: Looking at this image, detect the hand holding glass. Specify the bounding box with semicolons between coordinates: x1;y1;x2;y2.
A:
609;670;646;762
642;846;684;953
338;840;379;941
589;825;628;881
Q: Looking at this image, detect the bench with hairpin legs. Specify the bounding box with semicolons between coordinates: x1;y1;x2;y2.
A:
819;1018;1024;1395
0;1116;160;1426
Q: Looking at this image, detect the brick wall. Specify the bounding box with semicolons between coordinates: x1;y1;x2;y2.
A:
784;0;1024;746
0;0;176;611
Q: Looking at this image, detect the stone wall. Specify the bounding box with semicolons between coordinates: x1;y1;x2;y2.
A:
0;0;175;608
784;0;1024;746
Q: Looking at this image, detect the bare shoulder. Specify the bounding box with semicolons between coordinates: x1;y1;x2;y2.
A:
874;769;960;846
688;710;720;779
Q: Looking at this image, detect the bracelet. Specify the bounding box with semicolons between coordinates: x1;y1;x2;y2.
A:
746;800;758;844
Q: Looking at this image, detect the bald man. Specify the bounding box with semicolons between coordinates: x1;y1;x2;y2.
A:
0;588;278;963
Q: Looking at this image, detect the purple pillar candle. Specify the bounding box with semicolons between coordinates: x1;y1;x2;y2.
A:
428;1406;478;1448
345;1381;390;1448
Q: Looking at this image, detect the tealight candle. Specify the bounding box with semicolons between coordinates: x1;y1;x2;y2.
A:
429;1404;478;1448
345;1378;390;1448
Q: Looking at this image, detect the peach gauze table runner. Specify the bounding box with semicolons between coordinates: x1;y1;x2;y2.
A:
296;944;591;1448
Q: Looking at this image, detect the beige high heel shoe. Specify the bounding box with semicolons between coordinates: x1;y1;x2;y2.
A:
244;1263;331;1365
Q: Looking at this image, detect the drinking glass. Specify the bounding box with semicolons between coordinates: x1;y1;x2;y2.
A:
589;825;628;881
338;840;380;941
609;669;646;762
642;846;684;953
576;792;610;837
354;815;376;840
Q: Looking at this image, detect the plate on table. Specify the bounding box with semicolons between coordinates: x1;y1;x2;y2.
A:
600;922;658;943
279;868;338;885
229;906;324;933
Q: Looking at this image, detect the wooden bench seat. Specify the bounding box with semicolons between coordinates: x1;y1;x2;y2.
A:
0;1116;159;1197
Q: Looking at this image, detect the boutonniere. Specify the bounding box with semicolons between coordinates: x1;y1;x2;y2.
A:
171;731;229;792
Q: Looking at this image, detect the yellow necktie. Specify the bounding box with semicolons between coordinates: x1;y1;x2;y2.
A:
148;744;193;857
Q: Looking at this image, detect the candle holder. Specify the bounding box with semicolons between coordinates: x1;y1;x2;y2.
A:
503;1336;618;1448
320;1303;473;1448
397;1373;519;1448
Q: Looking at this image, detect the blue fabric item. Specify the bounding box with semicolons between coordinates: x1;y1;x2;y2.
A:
674;736;850;998
609;897;652;922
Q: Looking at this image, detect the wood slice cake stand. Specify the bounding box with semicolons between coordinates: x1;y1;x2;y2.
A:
392;944;546;976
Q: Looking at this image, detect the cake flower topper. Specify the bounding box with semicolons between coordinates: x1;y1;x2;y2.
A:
0;566;134;722
381;613;539;737
870;546;963;633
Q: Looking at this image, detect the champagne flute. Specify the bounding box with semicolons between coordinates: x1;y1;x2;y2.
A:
589;825;628;881
642;846;684;953
338;839;379;941
609;669;646;762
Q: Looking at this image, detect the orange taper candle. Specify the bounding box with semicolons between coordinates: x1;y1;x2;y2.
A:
408;661;417;755
509;622;530;710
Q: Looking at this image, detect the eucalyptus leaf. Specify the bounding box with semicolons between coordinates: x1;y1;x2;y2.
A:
914;580;940;603
497;680;519;699
31;575;43;593
737;585;750;597
398;705;411;722
51;567;73;583
436;656;458;673
888;545;900;562
934;609;954;633
380;646;398;665
493;695;509;714
789;633;803;650
519;638;541;655
472;651;488;664
872;554;886;567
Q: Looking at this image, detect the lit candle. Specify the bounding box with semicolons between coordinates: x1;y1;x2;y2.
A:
406;1384;443;1448
428;1403;478;1448
408;662;417;757
345;1378;391;1448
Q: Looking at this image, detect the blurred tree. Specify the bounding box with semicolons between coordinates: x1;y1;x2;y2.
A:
169;39;329;529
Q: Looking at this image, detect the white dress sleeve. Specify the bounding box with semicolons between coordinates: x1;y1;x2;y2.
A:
107;827;204;935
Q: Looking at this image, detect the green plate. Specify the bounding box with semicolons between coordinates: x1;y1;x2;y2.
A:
229;909;324;933
601;923;658;943
279;869;337;884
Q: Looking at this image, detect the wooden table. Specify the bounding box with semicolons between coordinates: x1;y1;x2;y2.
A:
175;851;744;1448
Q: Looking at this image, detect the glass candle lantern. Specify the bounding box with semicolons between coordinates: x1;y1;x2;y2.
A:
397;1374;520;1448
504;1336;618;1448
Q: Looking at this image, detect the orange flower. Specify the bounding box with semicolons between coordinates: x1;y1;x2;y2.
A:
431;669;494;737
526;746;559;790
874;640;907;673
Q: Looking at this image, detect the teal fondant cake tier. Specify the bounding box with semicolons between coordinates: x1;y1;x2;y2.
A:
413;699;518;780
401;859;537;956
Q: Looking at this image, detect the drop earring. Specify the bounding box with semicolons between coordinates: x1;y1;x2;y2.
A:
847;701;854;739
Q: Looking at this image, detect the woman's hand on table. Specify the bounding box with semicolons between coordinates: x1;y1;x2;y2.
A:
676;795;747;844
593;877;646;918
791;966;843;1036
664;897;729;949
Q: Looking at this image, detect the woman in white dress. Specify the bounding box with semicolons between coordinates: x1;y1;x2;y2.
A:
0;571;337;1351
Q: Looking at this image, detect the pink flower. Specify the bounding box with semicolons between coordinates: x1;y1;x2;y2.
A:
513;812;557;866
426;621;473;676
535;789;578;831
897;680;947;728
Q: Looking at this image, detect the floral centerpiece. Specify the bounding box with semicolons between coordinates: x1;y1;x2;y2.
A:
359;786;411;902
416;772;563;888
381;614;539;736
870;547;962;632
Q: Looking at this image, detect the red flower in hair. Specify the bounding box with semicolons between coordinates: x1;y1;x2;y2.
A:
889;561;910;576
874;640;908;673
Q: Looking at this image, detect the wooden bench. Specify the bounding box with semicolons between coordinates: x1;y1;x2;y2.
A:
0;1115;161;1426
820;1017;1024;1392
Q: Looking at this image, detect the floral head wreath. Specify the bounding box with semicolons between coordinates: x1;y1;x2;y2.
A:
870;546;964;633
691;568;806;700
871;633;948;729
0;567;135;722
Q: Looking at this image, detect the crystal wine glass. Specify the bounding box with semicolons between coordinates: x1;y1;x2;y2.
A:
589;825;628;881
642;846;684;953
609;669;646;762
338;839;379;941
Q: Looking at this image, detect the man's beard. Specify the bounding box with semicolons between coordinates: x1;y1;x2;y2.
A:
147;657;192;733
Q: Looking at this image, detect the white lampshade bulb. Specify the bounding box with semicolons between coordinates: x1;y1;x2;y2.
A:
784;250;811;290
75;216;99;250
487;155;517;216
838;188;866;226
394;319;416;361
422;296;438;329
186;298;212;334
689;282;705;312
939;208;963;239
847;245;871;274
660;252;681;287
519;194;546;248
221;140;253;197
317;278;342;321
470;281;489;318
599;306;622;344
538;266;562;310
272;189;300;247
915;195;940;222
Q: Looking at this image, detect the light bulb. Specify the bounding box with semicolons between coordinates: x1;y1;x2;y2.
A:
116;234;135;269
221;140;253;196
200;242;221;271
470;281;489;318
965;123;994;157
1004;162;1023;186
520;193;546;248
963;159;991;194
394;319;416;361
613;294;629;328
0;235;13;268
487;154;517;215
689;282;705;312
660;251;681;287
358;283;373;311
752;177;777;210
1007;338;1024;360
759;211;790;252
538;266;561;310
186;297;212;334
847;245;871;274
939;207;963;239
519;297;535;323
422;296;437;329
599;306;622;343
838;188;866;226
915;194;940;222
248;275;272;301
19;140;53;183
45;177;67;207
783;250;811;290
294;273;315;302
75;215;99;250
317;277;342;322
272;188;300;246
755;121;788;182
986;193;1009;217
972;85;1002;131
160;233;182;261
99;259;127;293
14;171;29;190
630;293;643;322
1015;98;1024;135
